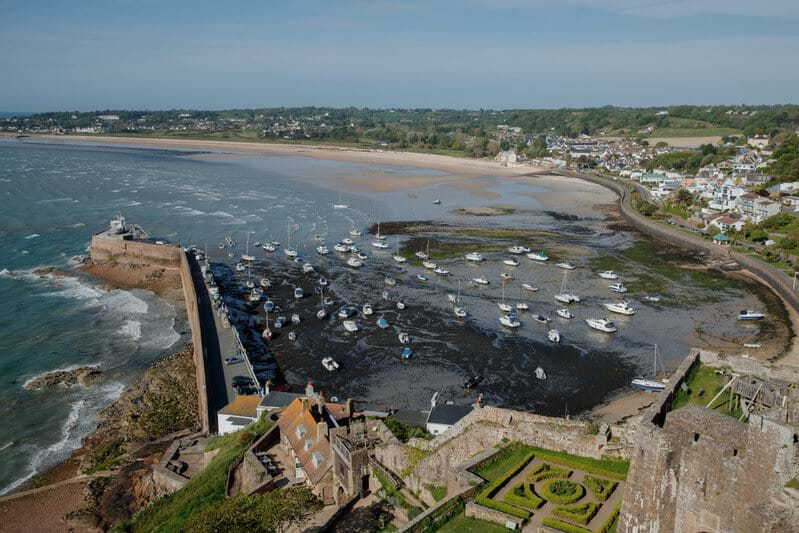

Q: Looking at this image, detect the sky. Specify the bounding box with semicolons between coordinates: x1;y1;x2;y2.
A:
1;0;798;112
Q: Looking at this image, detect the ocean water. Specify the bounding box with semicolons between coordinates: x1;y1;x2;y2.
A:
0;139;779;494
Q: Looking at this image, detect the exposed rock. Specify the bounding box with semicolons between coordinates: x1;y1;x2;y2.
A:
24;367;102;390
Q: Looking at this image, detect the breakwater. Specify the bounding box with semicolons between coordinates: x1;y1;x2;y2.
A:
557;169;799;316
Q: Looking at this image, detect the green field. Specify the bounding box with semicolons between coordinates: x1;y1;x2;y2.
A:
645;127;741;138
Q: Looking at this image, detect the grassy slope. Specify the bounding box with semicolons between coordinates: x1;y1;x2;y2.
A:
437;513;513;533
670;364;741;418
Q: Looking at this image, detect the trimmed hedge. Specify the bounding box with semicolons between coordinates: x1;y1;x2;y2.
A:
527;446;628;480
528;463;571;482
540;479;585;505
474;450;535;520
541;517;592;533
596;501;622;533
583;476;617;502
503;482;544;510
552;502;601;525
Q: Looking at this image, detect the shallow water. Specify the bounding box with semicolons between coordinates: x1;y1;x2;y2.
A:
0;139;779;493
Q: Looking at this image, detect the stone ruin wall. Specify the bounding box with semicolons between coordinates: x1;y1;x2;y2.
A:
90;235;184;267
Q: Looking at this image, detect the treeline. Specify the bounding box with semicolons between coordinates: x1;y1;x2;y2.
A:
762;134;799;188
645;144;737;173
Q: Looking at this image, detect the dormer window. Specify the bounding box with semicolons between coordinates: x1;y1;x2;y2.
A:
296;424;307;438
312;451;324;468
304;439;312;451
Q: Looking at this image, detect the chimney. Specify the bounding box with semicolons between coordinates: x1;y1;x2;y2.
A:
317;420;328;443
305;381;315;398
317;391;325;414
265;380;272;396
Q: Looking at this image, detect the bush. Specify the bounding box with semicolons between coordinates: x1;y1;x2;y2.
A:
583;476;617;501
540;479;585;505
527;463;571;482
596;502;622;533
541;517;592;533
552;502;601;525
383;417;430;443
503;482;544;510
474;450;535;520
425;483;448;502
526;446;628;480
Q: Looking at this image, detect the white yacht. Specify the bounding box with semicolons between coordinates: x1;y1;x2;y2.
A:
334;243;350;252
604;301;636;315
465;252;484;262
522;283;539;292
241;233;256;262
343;320;359;332
508;245;530;254
316;245;330;255
372;241;389;249
516;302;529;311
262;243;276;252
535;367;547;380
294;287;304;299
322;357;340;371
248;288;263;302
556;262;575;270
498;284;512;311
503;258;520;267
349;229;362;237
393;236;406;263
609;283;628;293
415;250;429;260
396;301;406;310
346;257;362;268
374;221;386;240
737;309;765;321
302;262;314;273
547;329;560;343
585;318;618;333
556;309;573;319
473;277;489;285
434;266;450;276
527;251;549;261
599;270;618;280
398;332;410;344
362;304;373;316
454;306;467;318
631;345;667;392
554;270;580;304
342;238;355;245
499;314;521;328
422;260;437;269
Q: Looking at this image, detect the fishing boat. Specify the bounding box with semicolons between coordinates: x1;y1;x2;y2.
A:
393;237;407;263
322;357;340;371
556;309;573;319
343;320;359;332
241;233;256;262
377;316;389;329
499;314;521;328
556;262;575;270
342;238;355;245
465;252;484;262
645;295;661;302
417;273;428;282
503;258;520;267
401;347;413;359
260;278;271;288
396;301;406;310
522;283;538;292
454;306;467;318
609;283;628;293
498;284;513;312
346;257;362;268
585;318;617;333
262;243;275;252
473;277;489;285
533;314;549;323
604;301;636;315
374;221;386;240
598;270;618;280
284;221;298;257
398;332;410;344
422;260;437;269
737;309;765;321
508;245;529;254
527;251;549;261
362;303;374;316
434;266;450;276
337;306;356;318
316;245;330;255
294;287;304;299
535;367;547;380
291;313;301;324
302;262;314;273
554;270;580;304
349;229;362;237
631;345;667;392
334;243;349;252
548;329;560;343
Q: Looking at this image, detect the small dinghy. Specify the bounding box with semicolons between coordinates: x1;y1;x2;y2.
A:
556;309;573;319
396;301;406;310
322;357;340;371
533;314;549;323
535;367;547;380
398;332;410;344
343;320;359;332
377;316;389;329
548;329;560;343
401;347;413;360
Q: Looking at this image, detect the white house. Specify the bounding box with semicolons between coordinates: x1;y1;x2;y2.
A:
217;395;262;435
425;393;473;436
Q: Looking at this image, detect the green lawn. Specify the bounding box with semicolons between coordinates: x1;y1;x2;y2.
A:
474;444;534;482
437;513;514;533
670;364;741;418
645;127;741;138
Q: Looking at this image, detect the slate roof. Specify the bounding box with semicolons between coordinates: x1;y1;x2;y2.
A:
259;391;302;409
427;404;473;426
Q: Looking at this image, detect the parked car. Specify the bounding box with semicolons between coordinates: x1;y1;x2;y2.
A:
224;357;243;365
232;375;254;387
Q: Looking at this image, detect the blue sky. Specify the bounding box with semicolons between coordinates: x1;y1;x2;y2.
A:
1;0;797;111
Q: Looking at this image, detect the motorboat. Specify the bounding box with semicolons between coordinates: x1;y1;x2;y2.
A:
346;257;363;268
499;314;521;328
508;245;529;254
284;248;298;257
527;251;548;261
609;283;628;293
535;367;547;380
342;238;355;245
248;288;263;302
384;277;397;286
262;243;275;252
264;299;275;312
556;262;575;270
398;332;410;344
516;302;529;311
585;318;618;333
401;347;413;359
343;320;359;332
533;314;549;323
245;279;256;289
396;301;406;310
274;316;287;329
235;262;246;272
372;241;389;249
302;263;314;273
270;241;280;246
291;313;301;324
500;272;513;281
604;301;636;315
294;287;304;299
503;258;520;267
522;283;538;292
393;254;407;263
334;243;350;252
473;277;489;285
357;252;368;260
454;306;467;318
322;357;340;371
433;199;442;205
318;277;328;286
316;245;330;255
422;260;437;269
463;376;480;389
337;306;356;318
645;295;661;302
465;252;484;262
498;302;513;312
434;267;450;276
228;252;236;258
260;278;271;288
738;309;765;321
416;273;427;282
548;329;560;343
599;270;618;280
323;296;334;306
349;229;362;237
377;316;389;329
447;293;457;303
288;331;297;341
362;303;374;316
556;309;573;319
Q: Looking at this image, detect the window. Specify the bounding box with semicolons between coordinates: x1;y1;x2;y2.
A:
694;433;700;443
312;451;325;468
296;424;307;438
304;440;313;451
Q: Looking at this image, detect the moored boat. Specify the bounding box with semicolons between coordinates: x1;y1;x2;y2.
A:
585;318;617;332
737;309;765;321
556;308;573;319
527;251;549;261
604;301;635;315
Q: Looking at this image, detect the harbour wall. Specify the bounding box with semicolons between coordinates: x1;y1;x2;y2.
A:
90;235;211;433
557;170;799;316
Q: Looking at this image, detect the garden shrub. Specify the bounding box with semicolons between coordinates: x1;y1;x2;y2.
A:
503;482;544;510
474;450;535;520
596;502;622;533
583;476;617;501
527;446;628;480
528;463;571;482
540;479;585;505
541;517;592;533
552;502;601;525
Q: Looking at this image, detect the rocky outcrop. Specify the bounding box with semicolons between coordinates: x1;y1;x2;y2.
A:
24;366;102;390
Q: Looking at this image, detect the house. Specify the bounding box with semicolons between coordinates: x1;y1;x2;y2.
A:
747;136;769;149
753;199;780;222
217;395;262;435
706;215;743;233
256;381;302;417
425;393;473;436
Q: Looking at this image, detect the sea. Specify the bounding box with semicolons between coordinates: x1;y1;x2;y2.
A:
0;138;779;494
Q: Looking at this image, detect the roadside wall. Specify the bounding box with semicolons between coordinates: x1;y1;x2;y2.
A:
179;252;210;433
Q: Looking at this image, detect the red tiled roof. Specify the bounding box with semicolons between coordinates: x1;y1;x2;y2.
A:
276;398;332;485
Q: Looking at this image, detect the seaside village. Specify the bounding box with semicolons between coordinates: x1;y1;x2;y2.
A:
60;184;799;532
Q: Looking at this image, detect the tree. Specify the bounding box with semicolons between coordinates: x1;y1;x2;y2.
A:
499;140;511;151
675;188;694;206
706;224;721;236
